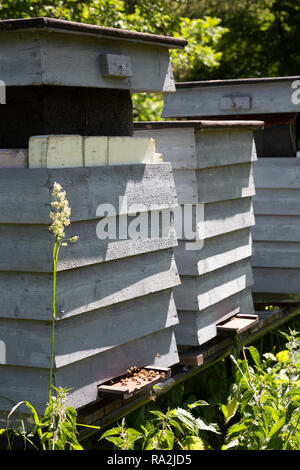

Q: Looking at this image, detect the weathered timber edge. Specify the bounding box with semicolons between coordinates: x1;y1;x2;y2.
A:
175;76;300;87
0;17;187;48
133;120;265;131
77;303;300;439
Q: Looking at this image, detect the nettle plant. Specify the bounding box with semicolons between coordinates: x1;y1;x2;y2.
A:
1;182;88;450
222;330;300;450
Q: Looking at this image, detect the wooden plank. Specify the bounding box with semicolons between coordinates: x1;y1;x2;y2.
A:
253;267;300;294
175;287;254;346
179;350;203;366
0;30;177;92
162;80;300;117
174;228;252;275
217;314;259;334
172;169;198;204
135;127;257;169
0;365;50;414
134;127;197;169
174;258;254;311
0;149;28;168
0;164;178;224
252;215;300;242
253;189;300;215
252;241;300;268
0;248;180;320
177;197;255;241
0;327;179;414
0;289;178;368
195;129;257;168
0;215;177;272
173;164;255;204
253;158;300;189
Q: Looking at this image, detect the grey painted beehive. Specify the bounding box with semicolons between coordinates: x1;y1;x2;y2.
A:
134;120;263;345
0;18;186;425
162;77;300;303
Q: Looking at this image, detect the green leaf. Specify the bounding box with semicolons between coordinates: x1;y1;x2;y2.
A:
188;400;209;409
268;417;285;438
276;350;289;363
99;427;121;440
248;346;261;368
223;396;239;424
105;436;126;448
160;429;174;449
172;408;198;433
227;422;247;437
196;417;220;434
182;435;205;450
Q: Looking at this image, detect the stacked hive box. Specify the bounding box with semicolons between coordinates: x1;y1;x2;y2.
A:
0;17;187;424
163;77;300;303
134;121;262;345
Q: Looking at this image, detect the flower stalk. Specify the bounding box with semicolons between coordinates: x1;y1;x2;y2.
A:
48;182;78;404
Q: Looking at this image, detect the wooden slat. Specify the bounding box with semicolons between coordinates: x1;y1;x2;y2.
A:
0;30;177;92
134;127;197;169
252;215;300;242
174;258;254;311
177;198;254;241
217;314;259;334
179;350;203;366
162;80;300;117
0;248;180;320
174;228;252;276
252;241;300;268
0;216;177;272
195;129;257;168
253;158;300;189
0;164;178;224
253;189;300;215
0;289;178;368
173;163;255;204
253;267;300;294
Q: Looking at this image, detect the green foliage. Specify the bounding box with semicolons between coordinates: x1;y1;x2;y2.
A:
178;0;300;80
222;330;300;450
99;402;219;450
3;387;83;450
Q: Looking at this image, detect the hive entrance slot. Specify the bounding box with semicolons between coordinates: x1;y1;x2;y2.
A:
97;366;171;400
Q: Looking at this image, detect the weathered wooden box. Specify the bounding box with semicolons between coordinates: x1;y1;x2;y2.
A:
134;121;262;345
163;77;300;303
0;17;187;425
0;162;181;421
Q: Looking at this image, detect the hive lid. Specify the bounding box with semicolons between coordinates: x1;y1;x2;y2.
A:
162;76;300;117
0;17;187;92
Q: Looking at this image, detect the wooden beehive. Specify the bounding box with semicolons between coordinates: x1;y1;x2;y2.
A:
162;77;300;303
134;121;262;345
0;18;186;426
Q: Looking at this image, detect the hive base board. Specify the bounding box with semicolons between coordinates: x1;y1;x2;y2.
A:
217;314;259;335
